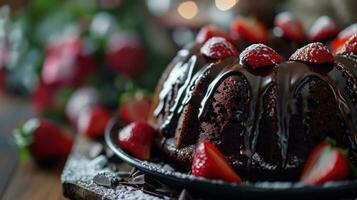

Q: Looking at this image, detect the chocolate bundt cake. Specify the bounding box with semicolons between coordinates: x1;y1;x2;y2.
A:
150;24;357;181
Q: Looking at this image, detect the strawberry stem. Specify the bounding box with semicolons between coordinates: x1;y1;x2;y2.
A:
13;126;34;161
324;137;336;147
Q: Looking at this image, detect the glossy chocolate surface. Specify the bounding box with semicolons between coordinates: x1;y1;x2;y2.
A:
150;42;357;181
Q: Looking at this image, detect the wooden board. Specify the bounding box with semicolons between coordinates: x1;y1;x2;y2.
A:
61;136;192;200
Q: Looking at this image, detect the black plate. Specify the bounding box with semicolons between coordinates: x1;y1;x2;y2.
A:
105;118;357;199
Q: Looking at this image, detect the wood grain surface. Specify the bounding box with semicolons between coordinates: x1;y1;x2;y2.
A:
0;95;67;200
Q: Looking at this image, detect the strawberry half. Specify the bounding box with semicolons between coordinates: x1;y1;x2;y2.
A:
230;16;268;43
192;140;241;183
337;34;357;55
200;37;238;59
308;16;339;42
300;141;350;185
196;25;237;45
274;12;305;42
14;118;73;164
118;122;155;160
77;105;112;138
332;23;357;53
289;42;334;64
119;91;152;124
240;44;283;69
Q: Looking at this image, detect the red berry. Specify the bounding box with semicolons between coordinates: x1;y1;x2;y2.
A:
15;119;73;163
300;141;350;185
119;93;152;124
192;141;241;183
308;16;339;42
337;34;357;55
240;44;283;69
230;17;268;43
31;82;57;113
106;34;146;78
274;12;305;42
77;105;112;138
196;25;237;45
42;37;96;87
118;122;155;160
289;42;334;64
332;23;357;53
0;67;5;92
200;37;238;59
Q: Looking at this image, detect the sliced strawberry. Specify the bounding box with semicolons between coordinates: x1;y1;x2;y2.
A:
332;23;357;53
200;37;238;59
289;42;334;64
196;25;237;45
308;16;339;42
106;34;146;78
77;105;112;138
240;44;283;69
337;34;357;55
192;140;241;183
14;118;73;164
119;91;152;124
230;16;268;43
300;141;350;185
118;122;155;160
274;12;305;42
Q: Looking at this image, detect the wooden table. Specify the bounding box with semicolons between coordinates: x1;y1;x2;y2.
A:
0;95;67;200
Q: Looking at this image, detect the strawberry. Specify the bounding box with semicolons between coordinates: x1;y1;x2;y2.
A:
230;16;268;43
119;91;152;124
289;42;334;64
308;16;339;42
274;12;305;42
42;36;96;87
240;44;283;69
14;118;73;164
196;25;237;45
66;87;99;125
331;24;357;53
0;67;5;92
200;37;238;59
31;82;57;113
106;34;146;78
77;105;112;138
300;141;350;185
118;122;155;160
337;34;357;55
192;140;241;183
31;81;74;117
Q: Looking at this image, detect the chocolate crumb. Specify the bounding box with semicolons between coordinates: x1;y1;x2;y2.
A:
93;171;119;188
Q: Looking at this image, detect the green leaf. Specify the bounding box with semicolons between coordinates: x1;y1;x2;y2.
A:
13;120;38;161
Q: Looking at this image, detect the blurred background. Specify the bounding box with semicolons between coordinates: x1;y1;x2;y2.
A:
0;0;356;199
